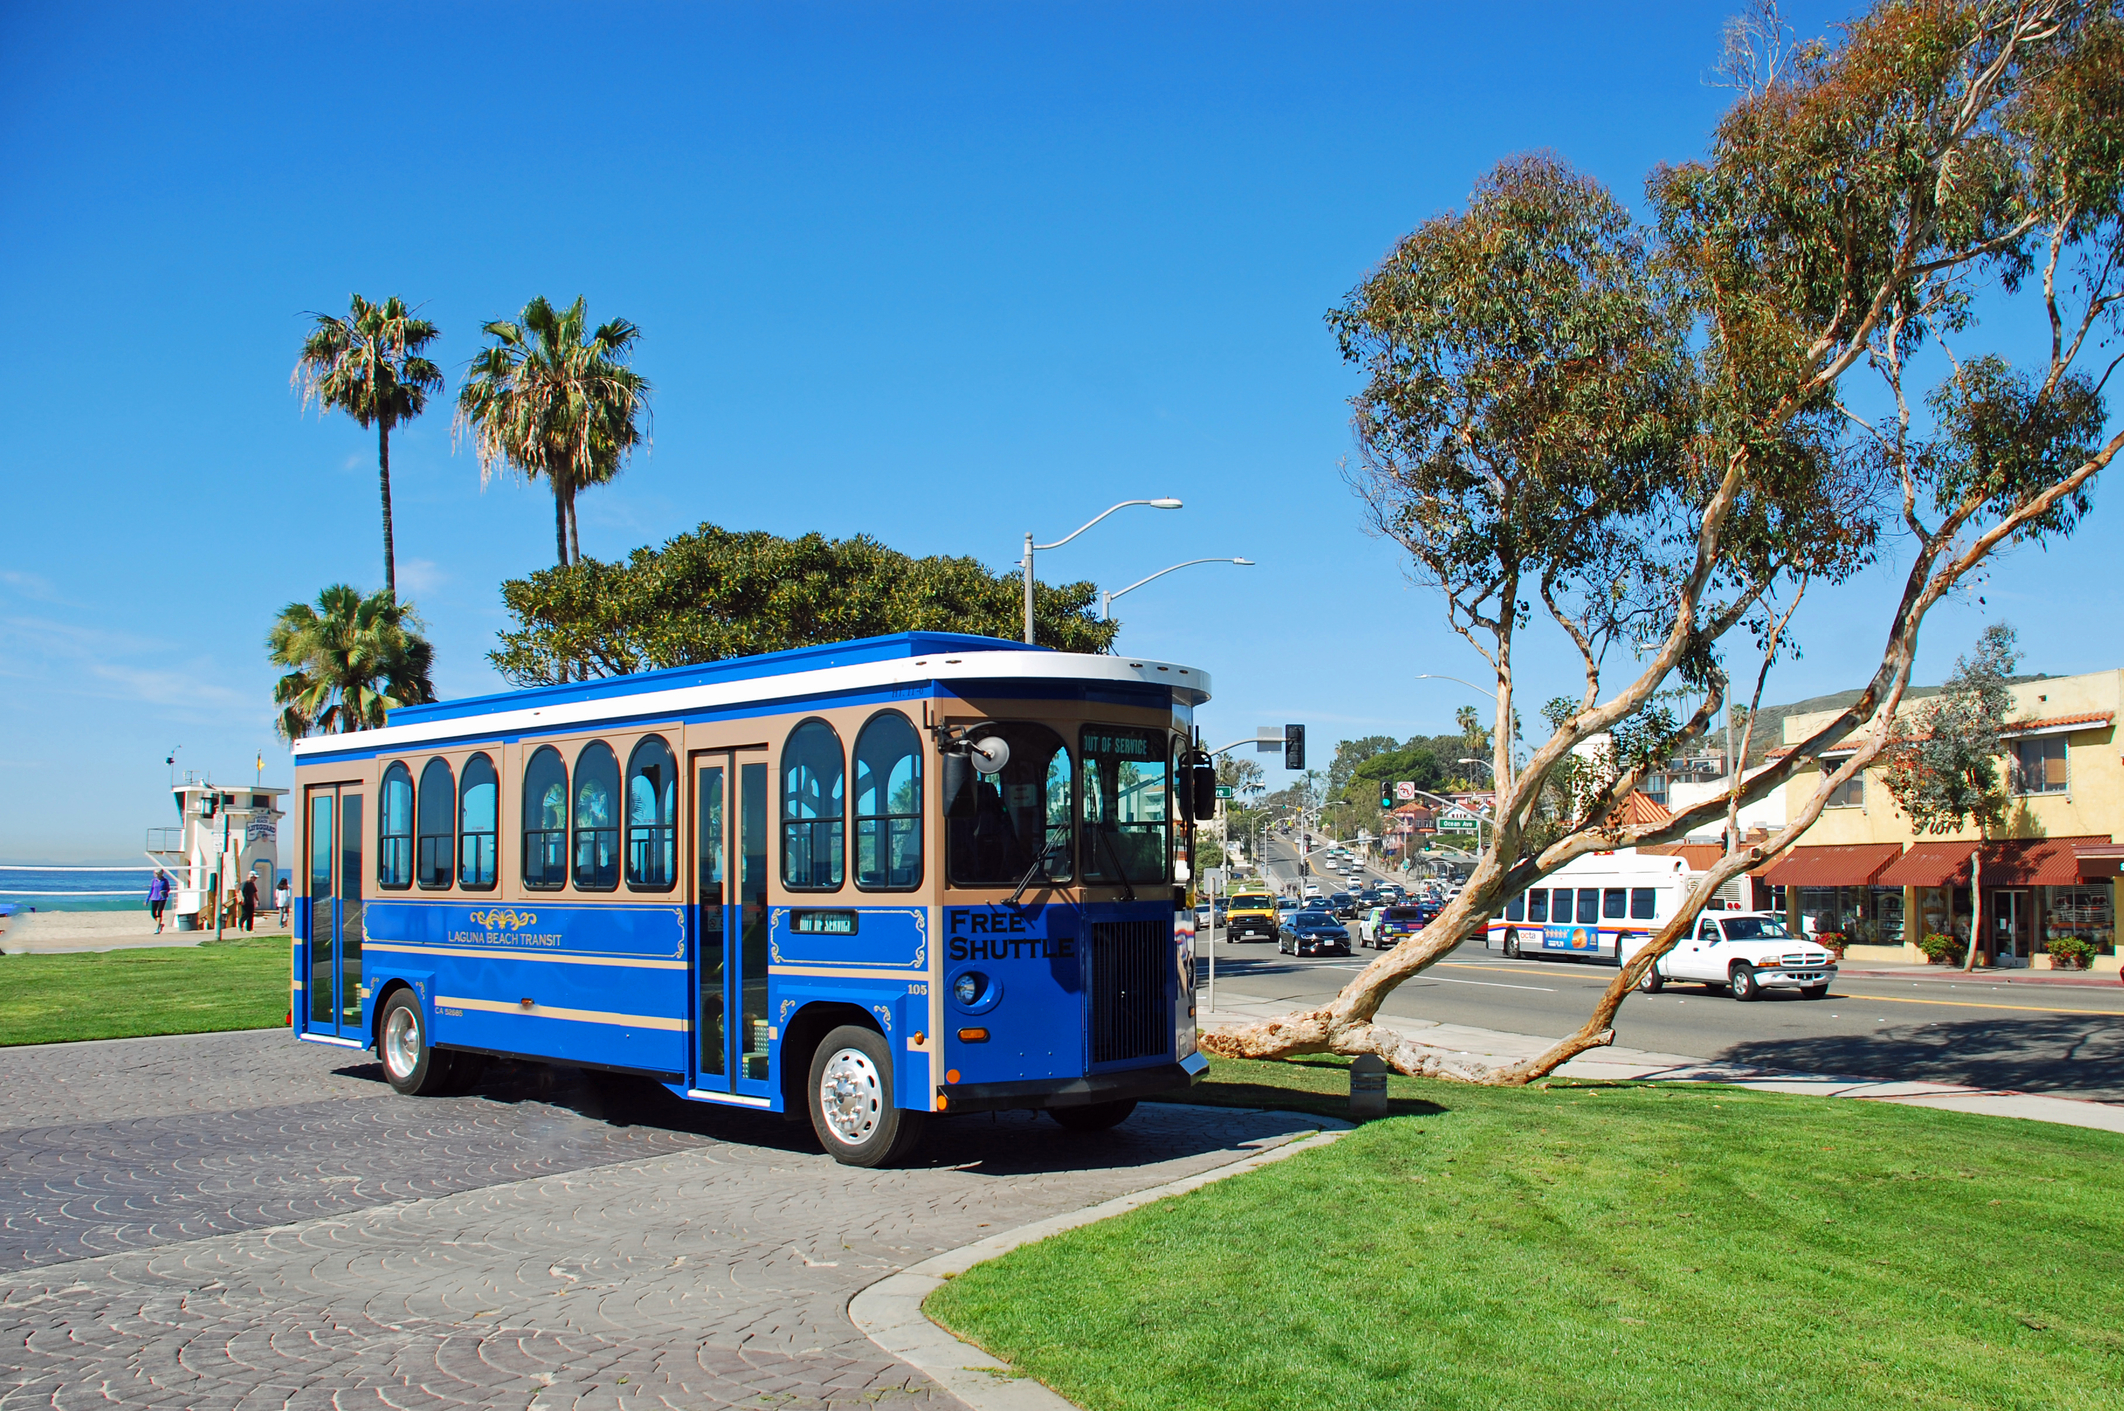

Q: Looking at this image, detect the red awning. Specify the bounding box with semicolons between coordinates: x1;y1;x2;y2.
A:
1876;835;2112;888
1761;843;1903;887
2075;841;2124;880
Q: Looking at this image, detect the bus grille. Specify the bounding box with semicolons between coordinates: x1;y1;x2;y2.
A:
1087;920;1171;1065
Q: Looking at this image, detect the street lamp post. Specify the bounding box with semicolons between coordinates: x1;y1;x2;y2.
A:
1101;557;1252;620
1416;673;1510;792
1021;498;1182;644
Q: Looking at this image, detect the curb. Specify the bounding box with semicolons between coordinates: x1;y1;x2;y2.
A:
848;1110;1352;1411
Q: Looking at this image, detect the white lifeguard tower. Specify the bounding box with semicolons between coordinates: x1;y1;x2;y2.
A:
145;778;287;930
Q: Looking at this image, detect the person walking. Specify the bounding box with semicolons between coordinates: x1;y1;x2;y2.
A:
274;876;291;928
147;870;171;933
240;875;259;933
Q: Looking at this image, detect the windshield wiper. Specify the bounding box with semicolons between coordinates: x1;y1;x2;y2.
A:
1093;825;1138;903
1004;826;1067;909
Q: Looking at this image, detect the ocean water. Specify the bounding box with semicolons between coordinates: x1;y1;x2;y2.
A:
0;866;290;915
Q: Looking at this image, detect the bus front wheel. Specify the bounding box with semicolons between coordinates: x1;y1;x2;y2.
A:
377;990;455;1097
808;1025;926;1168
1503;931;1520;959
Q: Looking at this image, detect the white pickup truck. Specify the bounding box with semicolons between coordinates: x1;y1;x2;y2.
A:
1627;910;1837;1001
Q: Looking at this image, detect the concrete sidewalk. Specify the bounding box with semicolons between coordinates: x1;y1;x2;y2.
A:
0;908;290;954
1198;992;2124;1136
1837;960;2121;990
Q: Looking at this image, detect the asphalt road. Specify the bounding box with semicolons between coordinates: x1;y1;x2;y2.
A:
1210;831;2124;1102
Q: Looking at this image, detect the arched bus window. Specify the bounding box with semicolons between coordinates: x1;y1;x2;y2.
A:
522;746;568;890
853;712;921;890
781;719;845;890
417;758;455;890
458;753;498;891
573;741;621;891
378;762;413;889
625;735;677;891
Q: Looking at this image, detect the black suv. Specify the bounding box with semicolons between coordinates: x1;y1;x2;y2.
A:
1329;891;1361;919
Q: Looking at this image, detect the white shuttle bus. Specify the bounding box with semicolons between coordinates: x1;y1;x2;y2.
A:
1484;850;1706;965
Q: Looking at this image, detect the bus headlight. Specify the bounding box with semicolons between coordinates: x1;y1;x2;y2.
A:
953;972;981;1006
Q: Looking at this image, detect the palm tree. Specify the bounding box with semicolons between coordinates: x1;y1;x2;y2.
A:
268;585;436;739
455;296;651;568
292;295;444;599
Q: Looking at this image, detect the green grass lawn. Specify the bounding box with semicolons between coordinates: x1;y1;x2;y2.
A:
928;1055;2124;1411
0;937;291;1045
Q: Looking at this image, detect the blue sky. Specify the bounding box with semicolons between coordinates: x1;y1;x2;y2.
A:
3;2;2114;861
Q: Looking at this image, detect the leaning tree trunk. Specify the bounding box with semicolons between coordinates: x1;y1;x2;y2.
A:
378;420;396;599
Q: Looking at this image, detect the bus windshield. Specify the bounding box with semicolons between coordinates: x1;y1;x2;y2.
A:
946;722;1074;887
1079;725;1170;886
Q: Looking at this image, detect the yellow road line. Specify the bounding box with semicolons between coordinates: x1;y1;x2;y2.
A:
1833;991;2124;1018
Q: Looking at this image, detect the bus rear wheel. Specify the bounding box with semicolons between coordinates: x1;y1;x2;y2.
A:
808;1025;926;1168
377;990;455;1096
1048;1099;1137;1132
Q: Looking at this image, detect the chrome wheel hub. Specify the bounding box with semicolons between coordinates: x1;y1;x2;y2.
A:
818;1047;882;1146
382;1005;420;1079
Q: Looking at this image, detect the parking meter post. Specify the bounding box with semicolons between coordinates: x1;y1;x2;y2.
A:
1349;1053;1388;1117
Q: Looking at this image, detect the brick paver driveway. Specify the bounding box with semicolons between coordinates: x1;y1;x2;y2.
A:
0;1032;1315;1409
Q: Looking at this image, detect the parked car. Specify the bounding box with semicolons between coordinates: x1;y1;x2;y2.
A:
1278;909;1352;956
1634;911;1836;1000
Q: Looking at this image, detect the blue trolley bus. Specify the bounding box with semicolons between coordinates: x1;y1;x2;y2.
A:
290;632;1214;1165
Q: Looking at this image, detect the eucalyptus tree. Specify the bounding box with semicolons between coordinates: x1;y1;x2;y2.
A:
268;584;435;738
455;296;651;569
1205;0;2123;1083
292;295;444;598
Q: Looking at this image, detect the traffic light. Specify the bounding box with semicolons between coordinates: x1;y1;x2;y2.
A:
1283;724;1305;771
1379;782;1393;809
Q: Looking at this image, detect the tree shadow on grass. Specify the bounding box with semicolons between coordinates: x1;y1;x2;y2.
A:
1718;1013;2124;1102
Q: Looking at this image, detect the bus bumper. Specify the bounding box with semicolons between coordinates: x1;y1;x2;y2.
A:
937;1052;1208;1114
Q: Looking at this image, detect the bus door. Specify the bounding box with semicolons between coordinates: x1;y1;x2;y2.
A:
690;750;772;1098
303;784;365;1041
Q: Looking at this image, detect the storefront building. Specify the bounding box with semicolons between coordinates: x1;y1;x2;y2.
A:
1769;668;2121;971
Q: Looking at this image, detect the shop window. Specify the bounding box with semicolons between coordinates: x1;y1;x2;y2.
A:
522;746;568;890
2044;886;2114;954
626;735;677;891
853;712;922;890
458;754;497;890
782;719;845;890
2013;737;2068;795
573;742;620;891
378;763;413;889
417;758;454;890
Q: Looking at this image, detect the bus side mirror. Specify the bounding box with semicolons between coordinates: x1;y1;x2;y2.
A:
1190;764;1218;821
940;752;976;819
